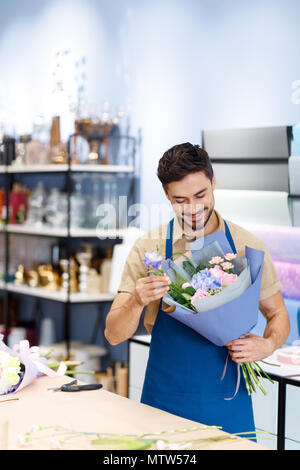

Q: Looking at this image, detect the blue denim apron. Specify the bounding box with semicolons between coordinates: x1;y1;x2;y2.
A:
141;218;256;436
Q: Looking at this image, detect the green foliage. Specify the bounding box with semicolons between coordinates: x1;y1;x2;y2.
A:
182;260;197;276
183;286;196;296
168;284;192;308
91;437;155;450
174;271;187;286
195;264;206;272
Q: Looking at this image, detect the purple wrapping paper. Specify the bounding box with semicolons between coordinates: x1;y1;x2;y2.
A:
273;260;300;300
162;230;265;347
244;224;300;263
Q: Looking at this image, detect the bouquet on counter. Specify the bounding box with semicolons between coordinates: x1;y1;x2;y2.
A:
143;231;274;398
0;349;22;395
0;335;91;396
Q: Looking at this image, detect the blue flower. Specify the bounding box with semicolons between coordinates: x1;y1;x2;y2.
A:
142;251;163;270
191;270;222;292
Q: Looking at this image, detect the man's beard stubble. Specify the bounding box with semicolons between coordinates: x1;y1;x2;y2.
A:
179;204;214;234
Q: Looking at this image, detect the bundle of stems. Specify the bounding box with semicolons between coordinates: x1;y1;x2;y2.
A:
241;361;274;395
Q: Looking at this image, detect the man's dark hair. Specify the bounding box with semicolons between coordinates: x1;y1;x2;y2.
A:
157;142;214;187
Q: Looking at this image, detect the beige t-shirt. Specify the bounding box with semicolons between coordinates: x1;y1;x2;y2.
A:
117;210;282;334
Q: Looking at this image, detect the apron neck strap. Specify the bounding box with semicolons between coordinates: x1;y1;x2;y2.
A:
166;218;174;259
224;220;237;254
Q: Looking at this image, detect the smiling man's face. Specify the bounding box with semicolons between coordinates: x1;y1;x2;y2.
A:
163;171;216;234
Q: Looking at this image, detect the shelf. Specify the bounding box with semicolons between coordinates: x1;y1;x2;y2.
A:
6;163;134;173
70;164;134;173
6;283;68;301
7;164;68;173
5;224;128;238
4;282;115;303
6;224;68;237
70;292;115;303
70;227;128;238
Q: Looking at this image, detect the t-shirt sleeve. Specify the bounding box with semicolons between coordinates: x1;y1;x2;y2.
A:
117;238;147;294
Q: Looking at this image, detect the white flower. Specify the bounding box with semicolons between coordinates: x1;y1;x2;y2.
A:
144;251;162;263
17;434;27;448
154;439;192;450
0;351;21;394
181;282;192;289
29;424;40;433
0;351;11;368
50;438;63;450
0;378;12;395
2;367;20;386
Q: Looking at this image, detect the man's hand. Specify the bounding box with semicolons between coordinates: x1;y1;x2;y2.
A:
225;333;275;364
105;274;172;345
226;291;290;364
132;274;171;307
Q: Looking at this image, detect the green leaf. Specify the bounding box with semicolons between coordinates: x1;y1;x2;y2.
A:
195;264;206;272
182;260;196;276
181;293;192;301
183;286;196;296
174;271;187;285
170;251;184;259
91;438;155;450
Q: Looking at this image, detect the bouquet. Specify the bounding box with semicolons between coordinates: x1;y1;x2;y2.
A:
143;230;274;398
0;334;82;396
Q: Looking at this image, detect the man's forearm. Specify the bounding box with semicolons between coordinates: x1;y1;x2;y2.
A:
104;294;144;345
263;310;290;352
260;291;290;352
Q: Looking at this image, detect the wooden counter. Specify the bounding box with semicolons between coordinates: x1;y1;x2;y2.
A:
0;376;267;451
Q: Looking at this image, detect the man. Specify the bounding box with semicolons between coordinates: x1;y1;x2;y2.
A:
105;142;290;434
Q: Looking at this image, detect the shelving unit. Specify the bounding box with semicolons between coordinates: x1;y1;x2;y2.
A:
2;282;115;303
4;223;129;238
6;163;135;173
0;132;140;356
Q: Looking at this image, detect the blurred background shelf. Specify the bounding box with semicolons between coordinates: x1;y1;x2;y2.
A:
0;129;141;361
4;223;129;238
5;223;68;237
7;164;69;173
2;282;115;303
6;163;135;173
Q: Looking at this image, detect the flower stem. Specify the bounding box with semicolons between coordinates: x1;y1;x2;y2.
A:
241;364;253;395
243;363;256;393
253;361;274;384
245;362;267;396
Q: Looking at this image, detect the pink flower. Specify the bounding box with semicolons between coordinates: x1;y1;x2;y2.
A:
209;266;223;278
224;253;237;261
220;272;237;286
209;256;224;265
221;262;234;270
181;282;191;289
210;266;237;286
191;289;209;306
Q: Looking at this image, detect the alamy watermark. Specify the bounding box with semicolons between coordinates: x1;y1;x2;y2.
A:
94;197;206;249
